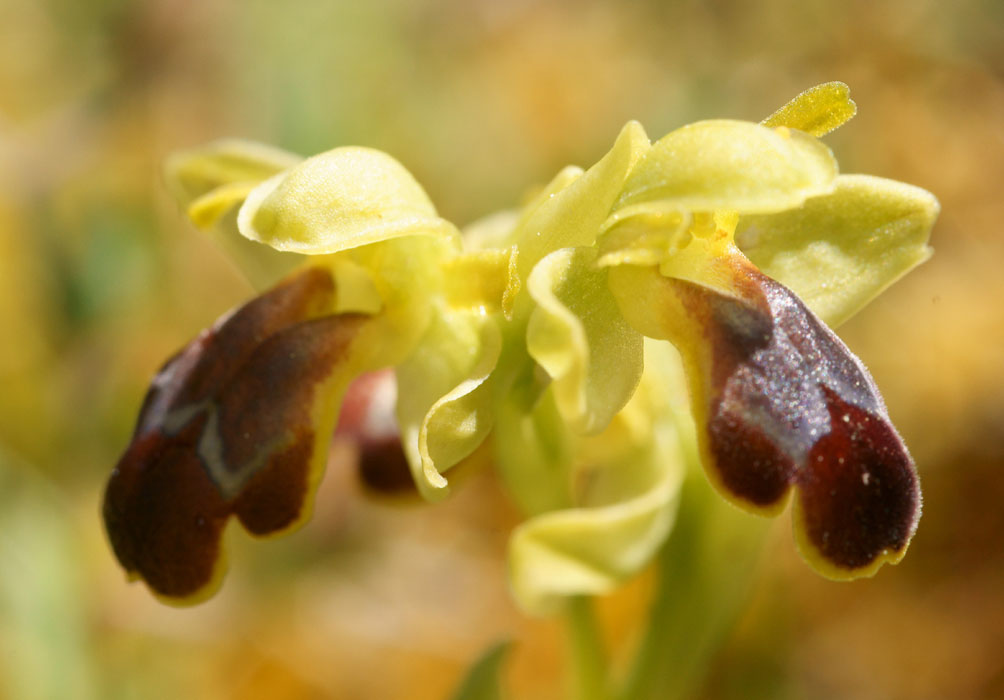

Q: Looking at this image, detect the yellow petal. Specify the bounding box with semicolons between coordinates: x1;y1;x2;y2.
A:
238;146;459;254
736;174;938;326
165;140;304;290
507;341;684;615
187;181;258;230
339;236;450;369
164;139;302;209
514;122;650;280
526;247;643;434
395;306;501;500
188;205;303;291
616;120;838;214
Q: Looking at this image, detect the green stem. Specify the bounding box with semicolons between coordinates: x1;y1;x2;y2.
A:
565;596;609;700
616;471;770;700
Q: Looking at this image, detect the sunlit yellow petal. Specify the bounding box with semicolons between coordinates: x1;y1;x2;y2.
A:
616;120;838;214
197;207;304;292
341;236;449;369
736;174;938;326
507;341;684;615
526;247;643;434
514;121;650;280
238;146;460;254
396;306;501;499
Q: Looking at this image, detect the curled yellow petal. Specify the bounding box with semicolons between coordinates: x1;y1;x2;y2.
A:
165;140;304;290
187;181;258;230
507;342;684;615
526;247;643;434
194;206;305;292
396;306;501;499
164;138;302;209
514;121;650;280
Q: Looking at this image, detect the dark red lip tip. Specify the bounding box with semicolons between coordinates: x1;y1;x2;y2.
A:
795;386;919;571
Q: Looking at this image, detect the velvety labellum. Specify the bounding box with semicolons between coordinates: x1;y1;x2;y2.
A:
103;267;367;601
669;265;919;576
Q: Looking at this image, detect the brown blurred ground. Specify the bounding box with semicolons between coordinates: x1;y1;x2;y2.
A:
1;0;1002;698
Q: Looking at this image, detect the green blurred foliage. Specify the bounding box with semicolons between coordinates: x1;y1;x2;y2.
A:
1;0;1003;697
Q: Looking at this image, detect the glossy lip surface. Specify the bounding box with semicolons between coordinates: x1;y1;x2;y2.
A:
103;268;368;601
673;265;919;576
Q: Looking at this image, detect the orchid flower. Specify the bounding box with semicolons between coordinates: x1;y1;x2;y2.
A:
104;84;938;618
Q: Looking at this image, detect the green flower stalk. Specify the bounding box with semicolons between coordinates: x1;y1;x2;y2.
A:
103;83;938;617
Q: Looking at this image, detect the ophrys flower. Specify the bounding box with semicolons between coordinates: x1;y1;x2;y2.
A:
104;83;938;612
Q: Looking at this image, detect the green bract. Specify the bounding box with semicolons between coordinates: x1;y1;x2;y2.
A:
111;83;937;615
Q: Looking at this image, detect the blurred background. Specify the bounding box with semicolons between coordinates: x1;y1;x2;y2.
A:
1;0;1003;697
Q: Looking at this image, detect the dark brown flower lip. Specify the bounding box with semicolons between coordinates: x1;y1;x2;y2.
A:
667;261;920;577
132;266;337;440
103;267;371;602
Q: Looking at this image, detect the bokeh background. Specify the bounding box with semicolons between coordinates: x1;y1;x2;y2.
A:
2;0;1003;698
